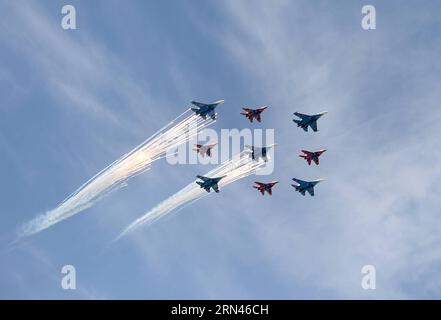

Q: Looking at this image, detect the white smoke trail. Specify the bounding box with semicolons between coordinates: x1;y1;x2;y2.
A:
19;110;214;238
114;151;267;242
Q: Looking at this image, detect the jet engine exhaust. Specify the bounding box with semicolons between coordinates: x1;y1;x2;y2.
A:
18;110;214;238
113;151;268;242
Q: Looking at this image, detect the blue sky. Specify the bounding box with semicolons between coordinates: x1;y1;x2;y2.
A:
1;0;441;299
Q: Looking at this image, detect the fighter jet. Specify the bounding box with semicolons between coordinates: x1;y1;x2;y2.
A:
299;149;327;165
291;178;324;196
191;99;225;120
193;143;217;158
241;106;268;123
245;144;276;162
196;175;226;193
292;111;328;132
253;181;278;196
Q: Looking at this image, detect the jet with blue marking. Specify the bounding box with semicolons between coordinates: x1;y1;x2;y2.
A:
293;111;328;132
191;99;225;120
196;175;226;193
291;178;324;196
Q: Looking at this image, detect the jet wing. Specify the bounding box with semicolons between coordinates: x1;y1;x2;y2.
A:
207;109;216;119
191;101;209;108
196;175;210;182
307;187;315;196
294;112;310;120
212;184;219;193
302;150;313;156
309;120;318;132
242;108;252;112
292;178;307;186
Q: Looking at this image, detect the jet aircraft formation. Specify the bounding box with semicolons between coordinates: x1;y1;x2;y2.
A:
191;100;327;197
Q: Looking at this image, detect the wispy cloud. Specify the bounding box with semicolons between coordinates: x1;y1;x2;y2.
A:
206;0;441;298
0;1;166;131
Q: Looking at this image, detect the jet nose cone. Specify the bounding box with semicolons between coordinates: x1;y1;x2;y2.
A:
215;99;225;105
319;111;328;116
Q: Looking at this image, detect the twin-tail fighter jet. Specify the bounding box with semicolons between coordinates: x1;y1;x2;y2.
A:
191;99;225;120
293;111;328;132
241;106;268;123
196;175;226;193
245;144;276;162
291;178;324;196
194;143;216;158
253;181;278;196
299;149;327;165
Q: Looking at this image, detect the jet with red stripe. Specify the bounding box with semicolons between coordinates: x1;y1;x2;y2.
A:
193;143;216;158
253;181;278;196
241;106;268;123
299;149;326;165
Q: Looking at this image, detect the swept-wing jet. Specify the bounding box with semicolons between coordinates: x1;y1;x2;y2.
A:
292;111;328;132
241;106;268;123
291;178;324;196
253;181;278;196
196;175;226;193
193;143;217;158
299;149;327;165
245;144;276;162
191;99;225;120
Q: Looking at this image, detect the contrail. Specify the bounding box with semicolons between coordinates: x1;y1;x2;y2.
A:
114;151;268;242
18;110;214;238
